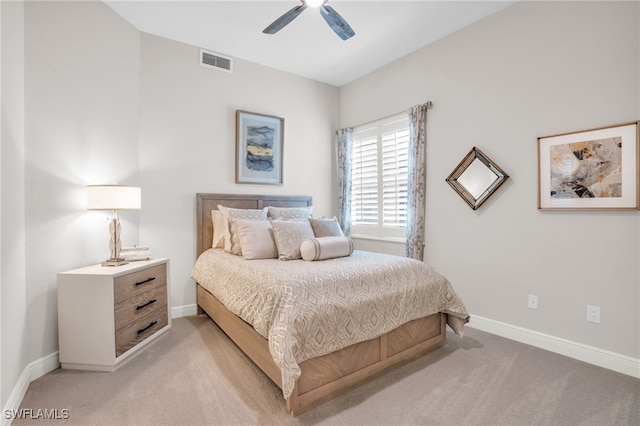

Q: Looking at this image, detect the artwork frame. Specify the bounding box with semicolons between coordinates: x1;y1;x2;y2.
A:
537;121;639;210
236;110;284;185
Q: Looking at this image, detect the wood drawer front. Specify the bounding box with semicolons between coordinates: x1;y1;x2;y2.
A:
386;314;442;357
115;305;168;357
114;263;166;304
114;284;167;331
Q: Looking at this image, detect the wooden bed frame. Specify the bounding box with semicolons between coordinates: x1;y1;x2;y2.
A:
195;193;446;415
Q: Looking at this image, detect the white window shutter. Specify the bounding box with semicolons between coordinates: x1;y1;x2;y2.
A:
350;114;409;240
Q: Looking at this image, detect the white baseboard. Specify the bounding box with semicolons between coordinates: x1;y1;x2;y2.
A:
28;351;60;382
171;303;197;318
1;368;29;426
467;314;640;379
1;352;60;426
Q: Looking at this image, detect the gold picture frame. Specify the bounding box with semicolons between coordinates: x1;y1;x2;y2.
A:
236;110;284;185
537;121;639;210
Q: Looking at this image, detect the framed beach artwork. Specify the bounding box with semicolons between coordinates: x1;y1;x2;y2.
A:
236;110;284;185
537;121;639;210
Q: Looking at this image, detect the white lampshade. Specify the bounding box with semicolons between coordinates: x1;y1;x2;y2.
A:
87;185;141;210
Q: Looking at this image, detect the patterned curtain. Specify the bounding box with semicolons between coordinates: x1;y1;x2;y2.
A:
406;104;429;260
336;128;353;236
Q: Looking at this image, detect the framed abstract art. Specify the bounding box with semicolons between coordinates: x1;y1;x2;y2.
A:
236;110;284;185
537;121;639;210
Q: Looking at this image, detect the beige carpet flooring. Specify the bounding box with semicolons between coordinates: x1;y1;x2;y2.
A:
15;315;640;426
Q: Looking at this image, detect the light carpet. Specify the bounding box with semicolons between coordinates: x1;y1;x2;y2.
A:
14;315;640;425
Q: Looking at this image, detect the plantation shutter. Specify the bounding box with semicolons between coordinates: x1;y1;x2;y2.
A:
381;127;409;228
352;134;379;225
351;114;409;239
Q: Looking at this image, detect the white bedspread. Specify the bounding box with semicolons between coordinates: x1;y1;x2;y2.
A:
191;249;469;398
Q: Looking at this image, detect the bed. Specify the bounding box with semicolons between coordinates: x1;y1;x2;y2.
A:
192;193;469;415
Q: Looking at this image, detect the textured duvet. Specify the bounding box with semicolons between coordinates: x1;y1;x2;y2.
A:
191;249;469;398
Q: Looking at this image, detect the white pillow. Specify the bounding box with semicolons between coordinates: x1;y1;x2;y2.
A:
217;205;268;255
233;219;278;260
300;236;354;261
267;206;313;220
211;210;227;249
270;220;315;260
309;217;344;237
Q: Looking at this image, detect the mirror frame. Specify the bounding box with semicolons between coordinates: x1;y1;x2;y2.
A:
446;147;509;210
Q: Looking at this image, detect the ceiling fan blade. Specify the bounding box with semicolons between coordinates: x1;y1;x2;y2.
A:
319;5;355;40
263;3;308;35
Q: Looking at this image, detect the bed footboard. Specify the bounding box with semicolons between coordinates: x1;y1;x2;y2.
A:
196;283;445;415
288;311;445;415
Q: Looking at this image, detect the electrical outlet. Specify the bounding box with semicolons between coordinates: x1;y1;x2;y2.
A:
587;305;601;323
528;295;538;310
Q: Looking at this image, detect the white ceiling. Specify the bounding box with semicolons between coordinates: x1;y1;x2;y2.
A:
104;0;515;87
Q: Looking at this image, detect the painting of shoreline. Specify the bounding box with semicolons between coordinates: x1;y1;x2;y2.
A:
236;110;283;185
245;125;275;172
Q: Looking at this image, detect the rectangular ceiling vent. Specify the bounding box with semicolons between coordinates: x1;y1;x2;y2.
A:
199;49;233;73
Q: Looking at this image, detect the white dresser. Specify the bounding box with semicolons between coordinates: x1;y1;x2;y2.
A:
57;258;171;371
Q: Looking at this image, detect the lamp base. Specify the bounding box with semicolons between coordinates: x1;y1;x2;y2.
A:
101;258;129;267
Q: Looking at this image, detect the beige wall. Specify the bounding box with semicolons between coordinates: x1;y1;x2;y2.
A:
2;0;638;412
1;0;28;408
137;33;340;310
2;3;338;404
22;0;141;363
341;0;640;358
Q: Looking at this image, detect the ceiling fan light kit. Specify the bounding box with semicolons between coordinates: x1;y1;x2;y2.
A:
263;0;355;41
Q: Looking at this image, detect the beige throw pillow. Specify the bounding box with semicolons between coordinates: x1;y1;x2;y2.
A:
217;205;268;255
233;219;278;260
267;206;313;220
309;217;344;237
270;220;315;260
211;210;227;249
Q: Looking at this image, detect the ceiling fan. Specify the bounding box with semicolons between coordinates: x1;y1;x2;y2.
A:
263;0;355;41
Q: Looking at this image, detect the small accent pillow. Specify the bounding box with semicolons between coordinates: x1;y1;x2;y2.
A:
267;206;313;220
270;219;315;260
300;236;354;261
211;210;227;249
233;219;277;260
217;205;268;255
309;217;344;237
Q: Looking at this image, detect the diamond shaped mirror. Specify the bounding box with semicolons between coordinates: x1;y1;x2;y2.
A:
446;147;509;210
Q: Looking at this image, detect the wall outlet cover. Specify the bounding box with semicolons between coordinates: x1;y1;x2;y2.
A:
587;305;601;323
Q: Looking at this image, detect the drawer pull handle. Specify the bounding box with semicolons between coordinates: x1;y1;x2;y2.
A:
136;299;157;310
135;277;155;286
137;320;158;335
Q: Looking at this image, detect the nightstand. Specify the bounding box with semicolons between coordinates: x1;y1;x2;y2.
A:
57;258;171;371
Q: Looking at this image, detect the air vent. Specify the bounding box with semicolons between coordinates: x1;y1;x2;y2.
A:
199;49;232;73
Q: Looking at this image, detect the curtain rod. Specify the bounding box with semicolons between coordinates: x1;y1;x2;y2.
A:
351;101;433;129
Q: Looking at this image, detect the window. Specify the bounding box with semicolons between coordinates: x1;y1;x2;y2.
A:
350;113;409;240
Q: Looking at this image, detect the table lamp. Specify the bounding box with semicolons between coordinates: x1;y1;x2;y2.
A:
87;185;141;266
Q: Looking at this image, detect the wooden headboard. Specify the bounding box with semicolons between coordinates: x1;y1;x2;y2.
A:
195;193;313;258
